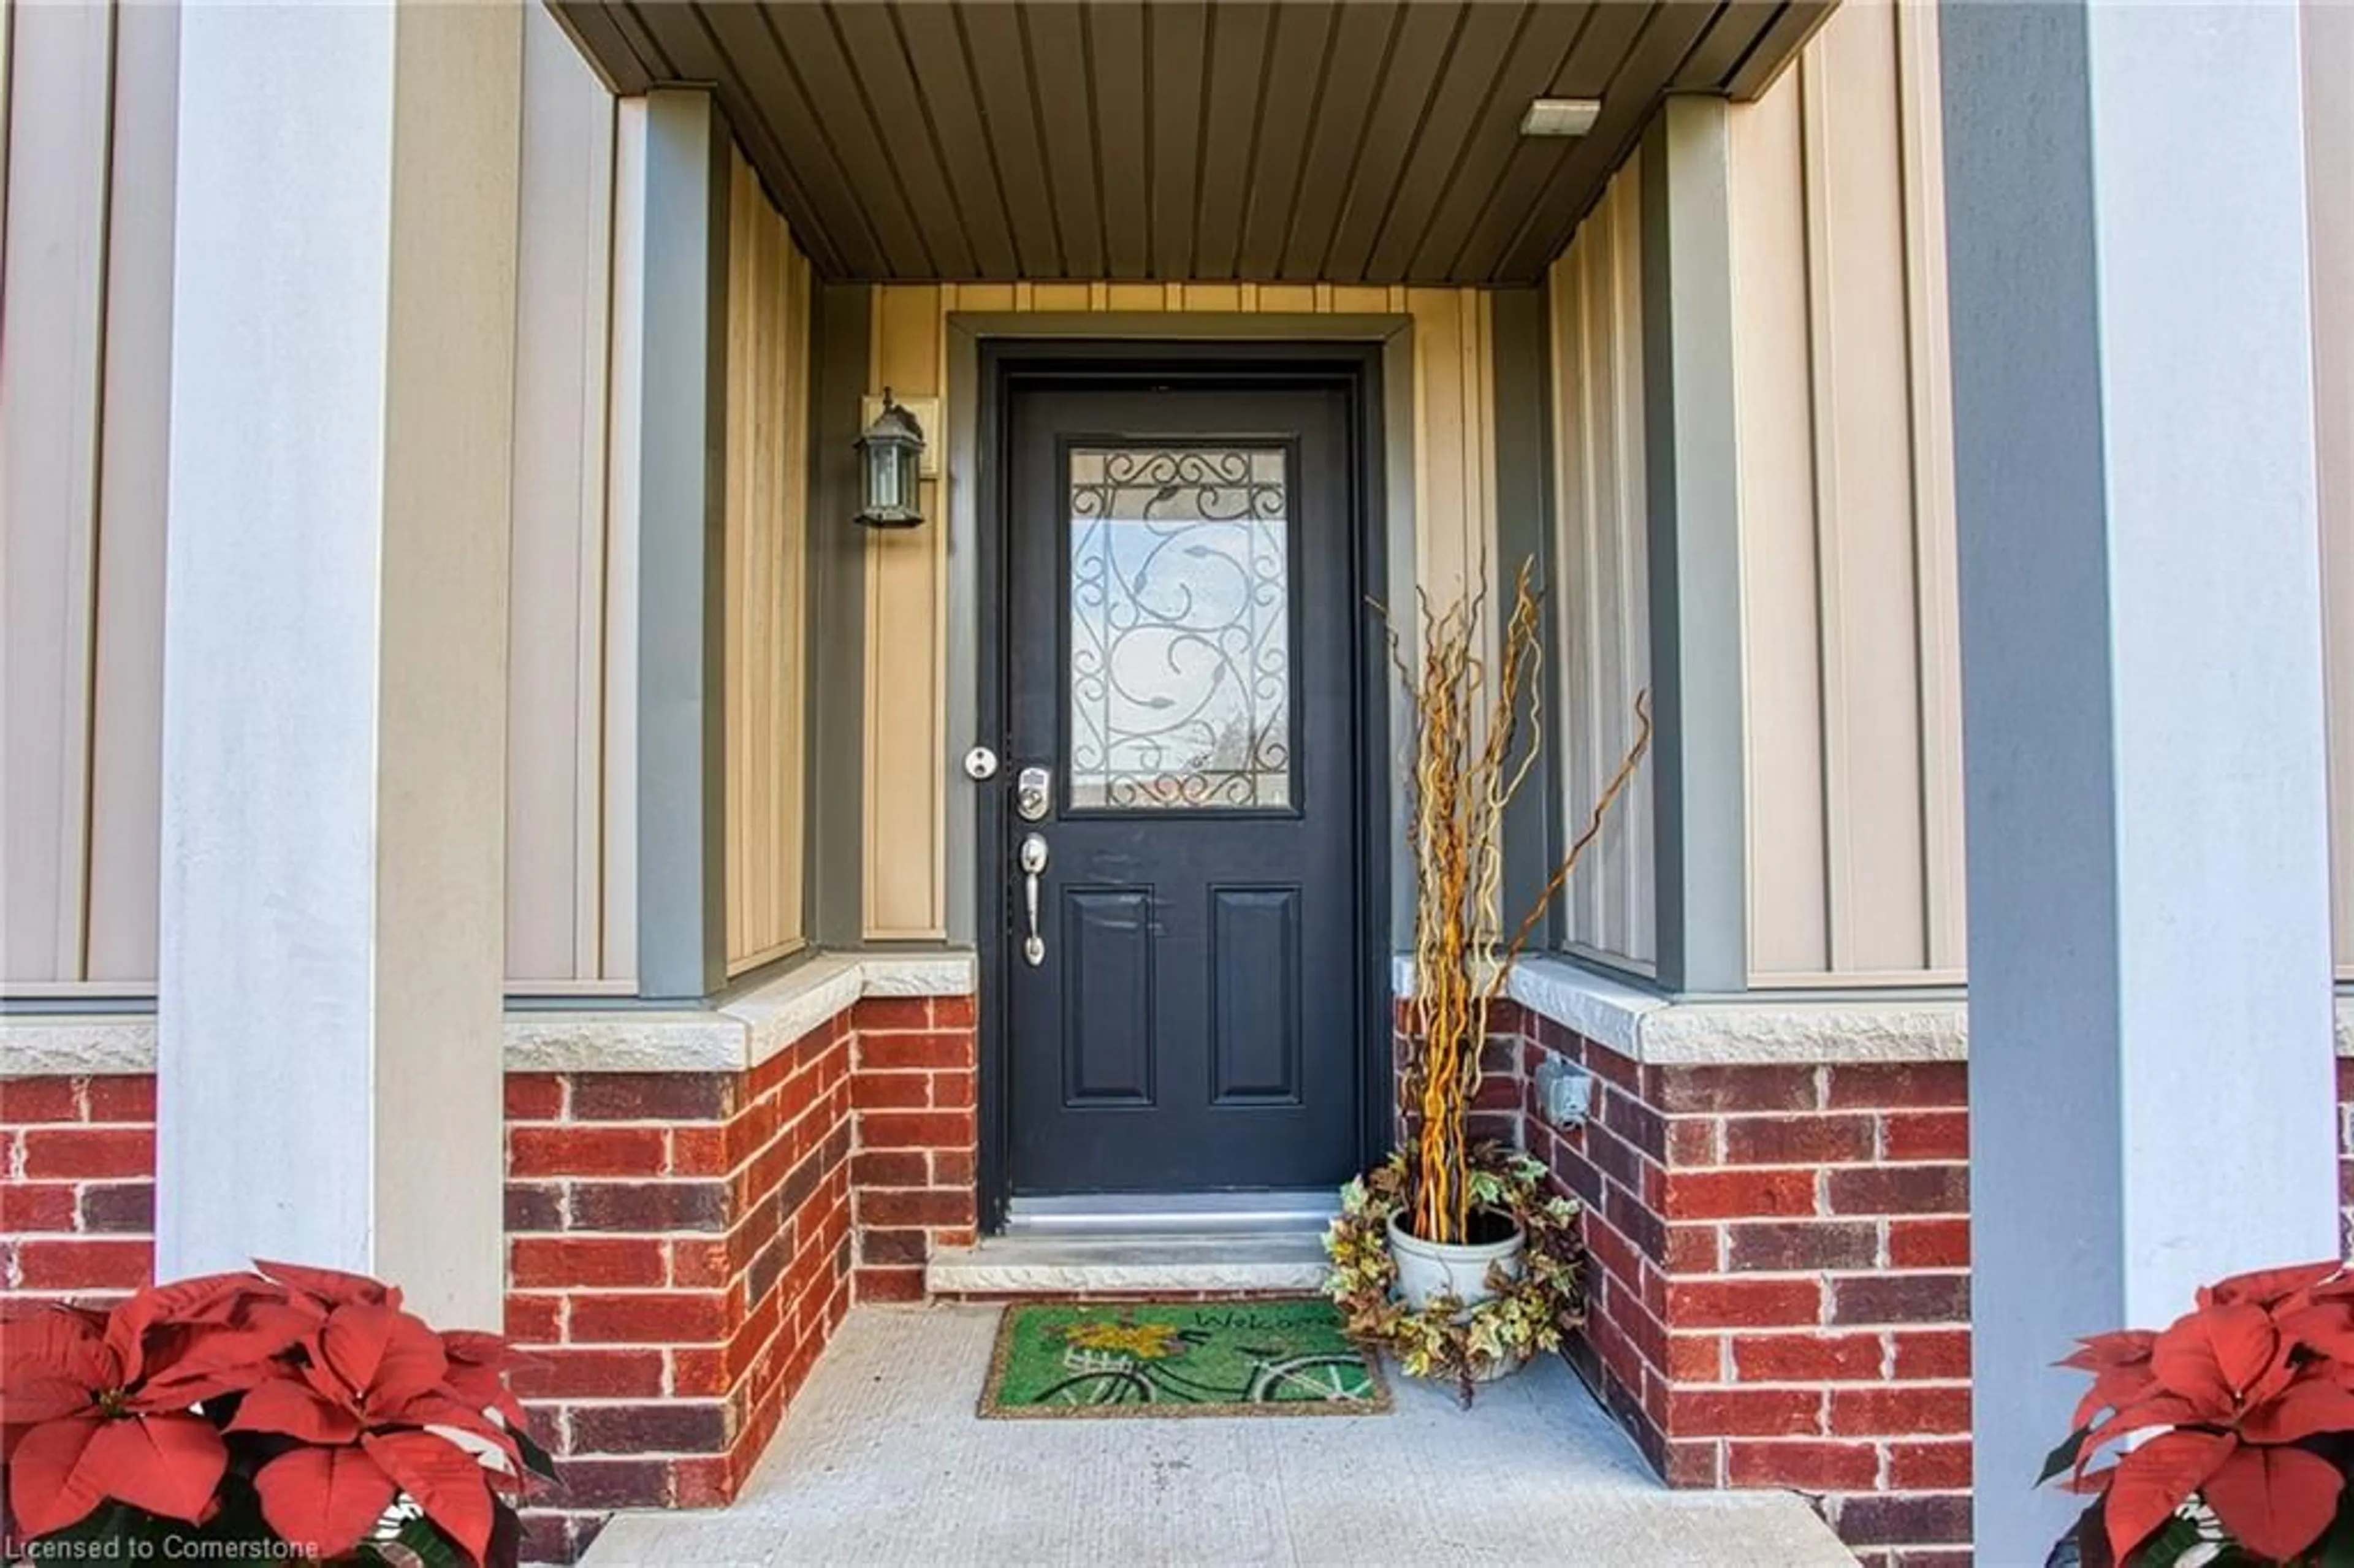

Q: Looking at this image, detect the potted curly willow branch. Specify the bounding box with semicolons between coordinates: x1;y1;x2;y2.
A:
1327;556;1650;1394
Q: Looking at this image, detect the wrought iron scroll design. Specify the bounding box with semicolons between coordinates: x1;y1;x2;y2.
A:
1067;447;1292;810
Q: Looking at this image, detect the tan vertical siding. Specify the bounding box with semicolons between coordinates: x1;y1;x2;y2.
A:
601;99;647;988
85;2;177;982
2311;2;2354;980
2;0;110;984
1728;0;1967;988
500;10;647;994
2;3;638;995
507;6;621;989
1408;289;1498;636
858;283;1496;943
2;1;145;990
723;149;814;974
863;286;950;940
1546;160;1656;973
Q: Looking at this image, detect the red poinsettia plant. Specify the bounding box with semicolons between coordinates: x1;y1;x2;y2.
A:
2044;1260;2354;1566
1;1262;554;1566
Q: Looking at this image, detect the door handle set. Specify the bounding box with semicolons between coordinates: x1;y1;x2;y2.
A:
975;750;1055;965
1018;832;1049;967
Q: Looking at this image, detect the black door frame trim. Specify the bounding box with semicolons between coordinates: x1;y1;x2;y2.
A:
973;340;1392;1231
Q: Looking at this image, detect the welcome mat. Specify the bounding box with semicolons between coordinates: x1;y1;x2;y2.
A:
980;1296;1391;1418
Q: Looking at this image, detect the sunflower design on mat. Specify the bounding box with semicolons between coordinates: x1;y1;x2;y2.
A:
1057;1319;1191;1361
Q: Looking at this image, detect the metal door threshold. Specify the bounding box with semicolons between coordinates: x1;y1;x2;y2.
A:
929;1190;1341;1296
1002;1189;1341;1236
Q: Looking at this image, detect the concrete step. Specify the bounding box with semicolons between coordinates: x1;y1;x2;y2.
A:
926;1228;1331;1297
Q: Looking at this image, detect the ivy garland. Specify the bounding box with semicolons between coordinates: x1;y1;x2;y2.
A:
1322;1141;1585;1402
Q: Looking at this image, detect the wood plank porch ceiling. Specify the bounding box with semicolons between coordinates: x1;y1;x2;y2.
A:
551;1;1828;285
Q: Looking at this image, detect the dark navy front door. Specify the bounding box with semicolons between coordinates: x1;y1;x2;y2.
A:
1002;382;1363;1194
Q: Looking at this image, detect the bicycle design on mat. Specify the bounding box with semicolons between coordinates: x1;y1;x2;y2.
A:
1032;1320;1380;1409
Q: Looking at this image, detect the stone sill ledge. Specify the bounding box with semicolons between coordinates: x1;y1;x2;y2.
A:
1404;954;2354;1067
0;951;977;1079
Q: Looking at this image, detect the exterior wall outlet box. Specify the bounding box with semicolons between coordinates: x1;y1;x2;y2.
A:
1535;1058;1594;1128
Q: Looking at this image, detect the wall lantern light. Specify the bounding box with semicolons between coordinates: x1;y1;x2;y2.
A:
855;388;927;528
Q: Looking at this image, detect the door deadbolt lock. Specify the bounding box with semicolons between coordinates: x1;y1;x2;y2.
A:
1015;765;1052;823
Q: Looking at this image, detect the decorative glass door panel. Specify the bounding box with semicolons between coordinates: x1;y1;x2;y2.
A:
1067;447;1294;812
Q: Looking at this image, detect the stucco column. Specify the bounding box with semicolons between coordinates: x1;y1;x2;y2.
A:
156;0;522;1328
1940;3;2337;1558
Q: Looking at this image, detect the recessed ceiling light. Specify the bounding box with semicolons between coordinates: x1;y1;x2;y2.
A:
1520;99;1603;138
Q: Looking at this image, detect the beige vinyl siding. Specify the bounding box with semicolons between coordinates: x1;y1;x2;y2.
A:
2312;2;2354;980
1545;159;1656;974
1;2;639;996
859;281;1497;941
1727;0;1967;988
1;0;174;992
723;149;815;975
505;6;634;992
864;287;951;941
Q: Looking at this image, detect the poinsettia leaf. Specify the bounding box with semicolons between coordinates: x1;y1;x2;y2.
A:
2241;1374;2354;1444
7;1414;109;1538
441;1359;529;1434
227;1374;364;1444
2103;1429;2234;1561
2081;1393;2203;1468
2;1306;116;1412
364;1429;496;1567
2152;1304;2284;1416
317;1304;403;1400
115;1271;270;1333
255;1259;397;1310
369;1315;456;1414
2276;1301;2354;1364
2063;1330;2158;1371
105;1274;278;1384
254;1445;400;1562
4;1367;102;1426
2201;1262;2344;1309
422;1417;524;1485
2201;1442;2344;1560
82;1413;230;1525
2041;1426;2093;1486
136;1304;320;1410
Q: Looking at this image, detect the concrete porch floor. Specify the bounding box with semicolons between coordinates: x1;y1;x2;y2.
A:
583;1306;1857;1567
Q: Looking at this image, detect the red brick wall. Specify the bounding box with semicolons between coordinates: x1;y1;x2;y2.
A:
0;1075;156;1294
847;994;978;1301
2340;1059;2354;1249
0;992;980;1564
1518;1013;1975;1568
1391;997;1530;1152
500;1007;858;1561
